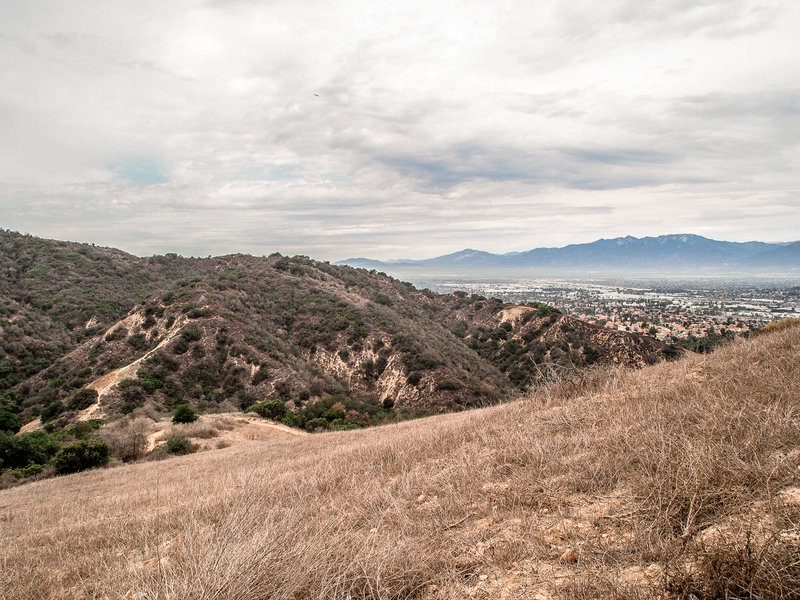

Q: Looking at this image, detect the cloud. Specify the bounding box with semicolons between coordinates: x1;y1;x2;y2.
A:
0;0;799;260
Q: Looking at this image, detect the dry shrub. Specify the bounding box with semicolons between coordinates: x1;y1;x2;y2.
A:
211;416;237;431
667;513;800;598
757;316;800;336
101;416;153;461
157;420;220;441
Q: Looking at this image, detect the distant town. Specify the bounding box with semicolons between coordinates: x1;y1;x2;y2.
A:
412;275;800;343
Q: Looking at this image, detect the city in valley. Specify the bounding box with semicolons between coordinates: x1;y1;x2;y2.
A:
408;274;800;344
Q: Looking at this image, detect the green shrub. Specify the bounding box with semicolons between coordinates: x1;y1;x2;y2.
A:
165;434;194;455
40;400;64;422
181;325;203;342
105;327;127;342
582;345;600;365
407;372;422;386
436;380;460;391
0;430;60;470
127;332;147;350
0;408;21;434
249;399;287;420
67;388;98;411
14;463;44;479
305;418;329;432
52;439;110;474
172;404;199;424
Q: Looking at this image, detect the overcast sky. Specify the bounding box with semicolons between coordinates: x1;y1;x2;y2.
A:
1;0;798;260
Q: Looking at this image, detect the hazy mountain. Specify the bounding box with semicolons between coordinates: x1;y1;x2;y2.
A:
339;234;798;273
743;240;800;268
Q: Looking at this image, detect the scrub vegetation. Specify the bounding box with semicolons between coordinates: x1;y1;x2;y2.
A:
2;321;799;598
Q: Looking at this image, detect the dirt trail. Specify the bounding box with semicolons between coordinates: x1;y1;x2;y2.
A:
80;318;188;420
145;413;307;452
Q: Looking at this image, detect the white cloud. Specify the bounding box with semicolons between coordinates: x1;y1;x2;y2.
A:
1;0;798;260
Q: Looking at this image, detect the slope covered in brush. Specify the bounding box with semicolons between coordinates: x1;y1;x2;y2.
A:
0;230;213;394
1;232;668;433
2;320;798;599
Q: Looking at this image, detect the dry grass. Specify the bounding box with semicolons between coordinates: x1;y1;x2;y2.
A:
757;316;800;336
2;326;800;599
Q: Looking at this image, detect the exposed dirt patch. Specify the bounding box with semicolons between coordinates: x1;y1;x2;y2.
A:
145;412;307;453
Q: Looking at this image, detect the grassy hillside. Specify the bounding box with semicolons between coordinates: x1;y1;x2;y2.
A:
2;322;798;599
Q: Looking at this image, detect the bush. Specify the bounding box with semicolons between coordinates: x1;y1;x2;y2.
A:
172;404;199;424
67;388;98;411
0;408;20;434
52;439;110;474
0;430;60;470
249;399;287;420
436;380;461;391
407;372;422;386
102;417;151;462
14;463;45;479
127;332;147;350
305;418;329;432
40;400;64;422
165;434;194;455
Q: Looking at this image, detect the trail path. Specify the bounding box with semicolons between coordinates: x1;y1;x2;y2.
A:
146;413;308;452
80;318;188;420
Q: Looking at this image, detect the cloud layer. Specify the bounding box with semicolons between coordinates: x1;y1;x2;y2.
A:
1;0;798;259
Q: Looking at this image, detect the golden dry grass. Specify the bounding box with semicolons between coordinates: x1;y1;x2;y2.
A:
2;326;800;599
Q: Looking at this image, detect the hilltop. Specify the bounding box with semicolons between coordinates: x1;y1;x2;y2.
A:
2;320;798;598
0;230;668;437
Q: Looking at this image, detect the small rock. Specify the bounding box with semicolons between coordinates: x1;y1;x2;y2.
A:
479;574;488;581
559;548;578;564
369;527;378;533
416;494;426;504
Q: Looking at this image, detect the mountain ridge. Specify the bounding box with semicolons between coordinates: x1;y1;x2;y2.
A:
0;230;669;435
338;233;800;273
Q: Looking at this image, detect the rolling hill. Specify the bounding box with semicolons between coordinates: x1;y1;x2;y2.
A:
0;230;668;435
2;319;798;599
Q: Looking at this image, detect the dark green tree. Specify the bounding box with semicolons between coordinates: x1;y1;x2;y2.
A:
0;408;21;434
172;403;199;424
52;439;110;474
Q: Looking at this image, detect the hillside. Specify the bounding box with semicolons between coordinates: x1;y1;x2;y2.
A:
1;231;669;435
2;321;799;599
0;230;214;395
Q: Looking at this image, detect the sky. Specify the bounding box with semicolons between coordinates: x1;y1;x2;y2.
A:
1;0;799;261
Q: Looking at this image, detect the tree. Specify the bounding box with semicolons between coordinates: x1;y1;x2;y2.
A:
172;403;199;424
0;408;21;434
52;439;110;474
248;399;287;420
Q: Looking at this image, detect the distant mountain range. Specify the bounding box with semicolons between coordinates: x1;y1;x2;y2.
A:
339;234;800;274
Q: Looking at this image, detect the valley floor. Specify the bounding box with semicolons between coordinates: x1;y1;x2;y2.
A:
2;324;800;599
